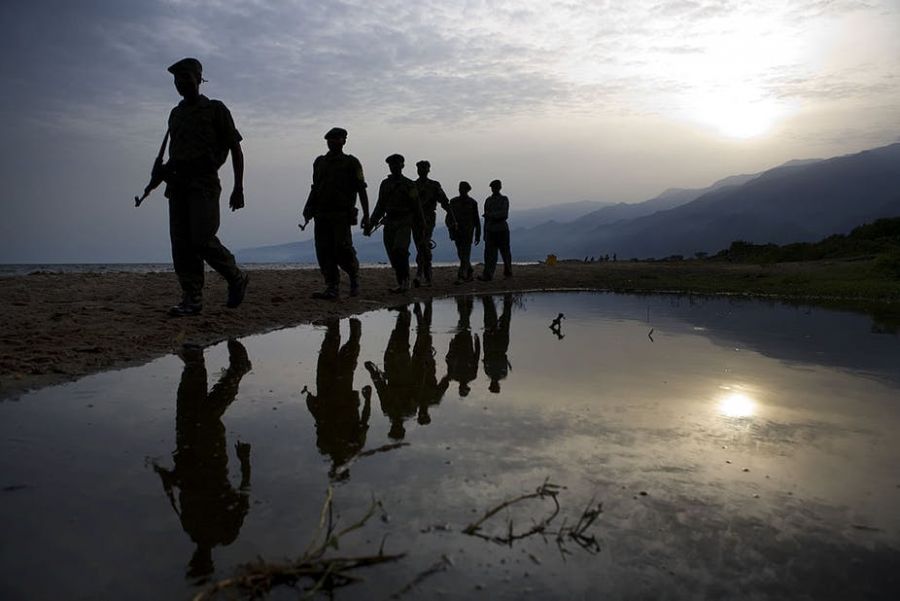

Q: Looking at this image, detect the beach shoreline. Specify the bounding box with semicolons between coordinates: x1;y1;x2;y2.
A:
2;261;897;400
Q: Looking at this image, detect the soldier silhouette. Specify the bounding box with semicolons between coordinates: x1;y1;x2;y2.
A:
448;181;481;284
366;154;425;293
446;296;480;396
482;294;513;393
304;318;371;480
413;160;452;287
411;300;450;425
365;307;419;439
153;339;252;580
156;58;249;316
302;128;370;300
478;179;513;281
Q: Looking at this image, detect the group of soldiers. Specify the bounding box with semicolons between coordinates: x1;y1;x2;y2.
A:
142;58;514;315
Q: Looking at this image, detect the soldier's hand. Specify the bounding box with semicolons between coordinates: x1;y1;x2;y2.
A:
229;188;245;211
361;215;370;231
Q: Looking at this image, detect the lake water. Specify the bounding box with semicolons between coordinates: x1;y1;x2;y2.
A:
1;292;899;600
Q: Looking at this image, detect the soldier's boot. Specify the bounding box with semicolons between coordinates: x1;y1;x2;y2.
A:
312;284;339;300
476;274;492;282
169;293;203;317
503;267;513;279
390;278;410;294
226;272;250;308
349;276;360;297
422;264;433;287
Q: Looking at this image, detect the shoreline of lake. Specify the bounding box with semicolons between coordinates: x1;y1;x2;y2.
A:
3;260;897;400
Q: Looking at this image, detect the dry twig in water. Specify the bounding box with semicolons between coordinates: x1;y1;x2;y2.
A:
193;487;405;601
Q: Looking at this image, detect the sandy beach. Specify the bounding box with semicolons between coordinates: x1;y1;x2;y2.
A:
2;260;896;400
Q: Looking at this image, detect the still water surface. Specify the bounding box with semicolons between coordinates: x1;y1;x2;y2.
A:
2;292;899;600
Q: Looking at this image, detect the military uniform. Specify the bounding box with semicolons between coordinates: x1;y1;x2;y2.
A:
303;145;367;293
370;156;424;289
164;59;246;312
481;188;512;280
448;193;481;281
413;174;449;284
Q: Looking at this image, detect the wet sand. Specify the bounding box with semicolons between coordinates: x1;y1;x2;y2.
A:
0;261;893;399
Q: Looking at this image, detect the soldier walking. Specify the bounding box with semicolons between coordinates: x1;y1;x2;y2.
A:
366;154;425;293
412;160;451;287
478;179;513;281
302;128;370;300
161;58;249;316
447;181;481;284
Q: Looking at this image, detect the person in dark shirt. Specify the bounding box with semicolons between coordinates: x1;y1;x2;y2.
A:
447;181;481;284
302;128;370;300
162;58;249;316
366;155;425;293
478;179;513;281
413;160;451;287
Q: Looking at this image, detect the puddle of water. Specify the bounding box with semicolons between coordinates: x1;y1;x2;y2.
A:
1;292;899;600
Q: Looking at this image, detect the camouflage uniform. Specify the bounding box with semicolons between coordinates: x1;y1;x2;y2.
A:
370;170;424;287
448;194;481;281
482;191;512;279
413;176;449;283
165;95;244;303
303;151;367;290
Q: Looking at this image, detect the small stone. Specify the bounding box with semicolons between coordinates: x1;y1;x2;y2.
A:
639;491;648;496
742;468;750;472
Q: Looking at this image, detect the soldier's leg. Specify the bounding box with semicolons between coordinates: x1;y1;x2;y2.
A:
384;221;411;288
481;230;498;280
192;186;242;285
314;220;340;289
498;230;513;277
415;215;435;283
334;221;360;285
168;195;204;305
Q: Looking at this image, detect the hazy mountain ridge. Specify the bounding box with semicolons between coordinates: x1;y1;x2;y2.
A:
237;144;900;263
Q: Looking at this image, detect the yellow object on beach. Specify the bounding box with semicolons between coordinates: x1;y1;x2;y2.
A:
546;254;558;266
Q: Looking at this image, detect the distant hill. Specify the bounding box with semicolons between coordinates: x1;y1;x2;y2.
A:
515;143;900;260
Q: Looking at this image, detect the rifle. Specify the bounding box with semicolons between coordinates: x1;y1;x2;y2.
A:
134;130;170;207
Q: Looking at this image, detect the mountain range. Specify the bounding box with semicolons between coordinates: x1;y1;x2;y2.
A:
237;143;900;263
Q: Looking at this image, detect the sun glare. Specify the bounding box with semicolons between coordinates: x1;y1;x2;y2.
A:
718;391;757;418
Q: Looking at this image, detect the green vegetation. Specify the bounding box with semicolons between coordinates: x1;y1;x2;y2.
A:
713;217;900;272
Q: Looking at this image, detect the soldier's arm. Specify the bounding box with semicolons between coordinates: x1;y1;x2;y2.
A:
436;182;450;212
229;141;245;211
354;157;370;227
473;201;482;242
410;184;426;233
303;158;321;221
367;181;387;233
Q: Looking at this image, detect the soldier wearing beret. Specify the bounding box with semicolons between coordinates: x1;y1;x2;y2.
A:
447;181;481;283
478;179;513;281
365;154;425;293
302;127;370;300
161;58;249;316
412;160;451;287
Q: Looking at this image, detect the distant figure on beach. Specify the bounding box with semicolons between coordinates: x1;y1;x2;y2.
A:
302;127;370;300
152;339;252;579
411;300;450;424
365;307;418;439
157;58;249;317
413;160;451;287
366;154;425;293
446;296;480;396
482;294;513;393
478;179;513;281
304;318;370;480
448;181;481;284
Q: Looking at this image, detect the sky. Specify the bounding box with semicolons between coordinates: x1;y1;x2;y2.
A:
1;0;898;262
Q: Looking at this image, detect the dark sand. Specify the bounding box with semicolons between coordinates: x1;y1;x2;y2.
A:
1;261;893;399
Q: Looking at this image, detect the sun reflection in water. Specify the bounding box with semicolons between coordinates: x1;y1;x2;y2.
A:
718;391;757;418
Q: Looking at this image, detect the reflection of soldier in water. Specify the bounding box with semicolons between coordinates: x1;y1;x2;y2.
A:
365;307;418;440
153;339;252;580
411;300;450;425
304;318;371;480
482;294;513;393
446;296;480;396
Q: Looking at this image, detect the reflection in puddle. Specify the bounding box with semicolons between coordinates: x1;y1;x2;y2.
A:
2;292;900;600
